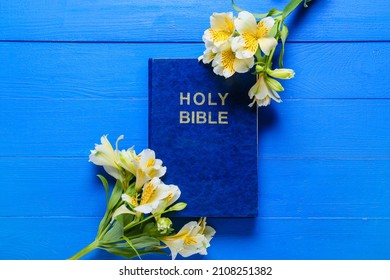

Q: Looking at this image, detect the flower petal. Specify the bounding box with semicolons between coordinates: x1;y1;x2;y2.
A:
258;36;277;56
112;204;135;220
210;12;234;31
234;11;257;34
233;56;254;73
258;16;275;32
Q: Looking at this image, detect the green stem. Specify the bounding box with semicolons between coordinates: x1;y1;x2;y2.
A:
123;214;155;231
283;0;304;20
68;240;99;260
123;207;176;231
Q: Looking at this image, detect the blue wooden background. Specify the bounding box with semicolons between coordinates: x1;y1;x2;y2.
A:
1;0;390;260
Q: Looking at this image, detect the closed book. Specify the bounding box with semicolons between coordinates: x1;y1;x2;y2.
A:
148;58;258;217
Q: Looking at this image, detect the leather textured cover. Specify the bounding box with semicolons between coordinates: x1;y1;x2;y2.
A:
149;58;258;217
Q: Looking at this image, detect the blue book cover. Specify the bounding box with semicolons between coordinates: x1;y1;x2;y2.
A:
148;58;258;217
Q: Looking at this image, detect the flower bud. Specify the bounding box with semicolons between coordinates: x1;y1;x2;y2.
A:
265;76;284;92
157;217;173;234
267;68;295;79
168;202;187;212
255;64;264;73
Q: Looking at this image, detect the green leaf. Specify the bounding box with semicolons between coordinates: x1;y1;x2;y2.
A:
123;235;142;259
130;236;161;249
266;8;283;17
97;180;124;235
231;0;244;12
283;0;303;19
102;221;124;242
97;174;109;202
143;222;156;234
105;247;166;259
232;0;282;19
104;247;139;259
115;211;134;228
252;12;273;19
107;180;123;213
278;24;289;68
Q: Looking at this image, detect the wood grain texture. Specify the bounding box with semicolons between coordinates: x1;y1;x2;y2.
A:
0;0;388;42
1;217;389;260
0;0;389;260
0;99;147;156
0;99;388;158
258;100;390;159
1;42;389;99
0;158;389;218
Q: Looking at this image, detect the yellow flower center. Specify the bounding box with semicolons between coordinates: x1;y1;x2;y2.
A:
256;21;270;39
208;29;231;43
221;49;235;73
140;182;155;205
225;17;235;34
147;158;155;167
130;196;138;207
166;193;173;201
242;32;258;54
184;236;198;245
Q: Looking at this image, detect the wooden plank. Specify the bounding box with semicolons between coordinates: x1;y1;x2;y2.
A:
0;99;148;157
0;0;388;42
0;217;389;259
259;159;390;218
1;158;389;218
0;98;388;158
0;42;202;99
0;42;389;99
258;99;390;159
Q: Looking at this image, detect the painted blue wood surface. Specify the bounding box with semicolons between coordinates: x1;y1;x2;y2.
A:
0;0;390;259
0;0;389;42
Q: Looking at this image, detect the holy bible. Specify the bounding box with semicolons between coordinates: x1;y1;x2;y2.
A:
148;58;258;217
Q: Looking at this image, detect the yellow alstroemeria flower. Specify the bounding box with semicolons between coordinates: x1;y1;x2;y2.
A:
202;12;235;52
160;218;216;260
248;74;282;107
89;135;124;181
232;11;277;58
212;39;254;78
133;178;176;214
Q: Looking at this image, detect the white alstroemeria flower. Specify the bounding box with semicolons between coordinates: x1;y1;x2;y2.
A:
153;184;181;214
198;45;216;64
118;147;138;176
232;11;277;57
212;39;254;78
122;193;139;208
133;149;167;191
112;204;136;220
160;218;216;260
248;74;282;107
89;135;124;180
134;178;173;214
202;12;235;52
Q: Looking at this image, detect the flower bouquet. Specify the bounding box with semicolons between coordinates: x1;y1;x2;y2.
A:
199;0;312;107
69;135;215;260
